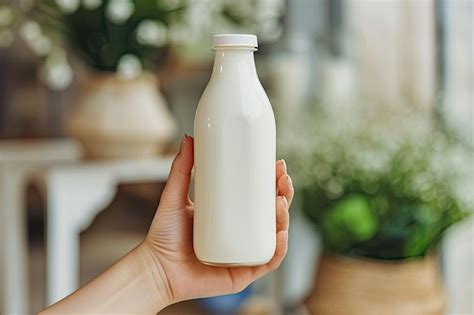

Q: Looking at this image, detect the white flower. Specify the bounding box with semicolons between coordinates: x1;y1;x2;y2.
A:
20;21;41;42
256;0;284;19
55;0;80;14
19;21;53;55
82;0;102;10
0;30;13;47
106;0;134;24
326;177;344;199
33;35;53;56
136;20;167;47
168;21;190;43
117;54;142;79
0;6;14;27
40;49;74;90
186;1;212;32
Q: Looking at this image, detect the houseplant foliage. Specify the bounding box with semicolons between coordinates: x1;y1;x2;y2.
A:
32;0;184;73
289;103;472;259
3;0;284;158
3;0;284;86
285;103;473;313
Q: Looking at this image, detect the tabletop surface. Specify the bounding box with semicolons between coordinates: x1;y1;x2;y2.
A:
0;140;175;175
0;139;82;162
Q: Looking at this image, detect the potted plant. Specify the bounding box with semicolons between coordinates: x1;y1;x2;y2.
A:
287;103;473;314
6;0;284;158
23;0;186;157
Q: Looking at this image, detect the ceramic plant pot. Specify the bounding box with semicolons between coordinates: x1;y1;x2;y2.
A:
67;72;176;159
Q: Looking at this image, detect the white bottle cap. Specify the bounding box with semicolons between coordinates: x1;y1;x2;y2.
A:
212;34;258;49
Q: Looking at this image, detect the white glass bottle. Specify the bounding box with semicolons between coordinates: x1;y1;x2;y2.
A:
193;34;276;266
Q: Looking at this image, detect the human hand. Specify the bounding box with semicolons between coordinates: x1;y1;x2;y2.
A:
40;135;293;314
141;135;294;306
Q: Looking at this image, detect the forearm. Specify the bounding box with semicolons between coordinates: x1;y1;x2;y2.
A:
40;242;172;314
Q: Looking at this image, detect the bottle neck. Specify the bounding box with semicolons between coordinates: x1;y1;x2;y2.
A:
211;48;257;78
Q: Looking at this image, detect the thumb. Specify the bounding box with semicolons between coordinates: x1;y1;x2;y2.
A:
161;135;194;207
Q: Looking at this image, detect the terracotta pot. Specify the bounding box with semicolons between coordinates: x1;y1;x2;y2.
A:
305;253;446;315
66;72;176;159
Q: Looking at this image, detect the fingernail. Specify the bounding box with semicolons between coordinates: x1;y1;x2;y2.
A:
179;135;187;153
281;159;287;172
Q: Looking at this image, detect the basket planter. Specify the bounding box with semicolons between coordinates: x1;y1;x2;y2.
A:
305;253;446;315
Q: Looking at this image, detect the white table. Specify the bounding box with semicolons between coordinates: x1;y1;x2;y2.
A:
0;139;173;314
46;157;173;305
0;139;81;315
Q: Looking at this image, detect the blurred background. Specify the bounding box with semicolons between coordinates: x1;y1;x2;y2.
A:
0;0;472;314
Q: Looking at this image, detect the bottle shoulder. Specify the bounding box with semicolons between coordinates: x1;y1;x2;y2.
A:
197;76;272;109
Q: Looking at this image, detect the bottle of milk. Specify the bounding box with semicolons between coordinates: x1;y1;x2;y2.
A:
193;34;276;266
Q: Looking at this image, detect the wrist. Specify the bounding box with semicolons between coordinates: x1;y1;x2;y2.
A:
133;240;175;310
41;241;174;314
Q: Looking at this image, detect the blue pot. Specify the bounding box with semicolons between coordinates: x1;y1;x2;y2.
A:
198;285;253;315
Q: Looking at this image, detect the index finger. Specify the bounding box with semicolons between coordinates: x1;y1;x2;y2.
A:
276;159;287;182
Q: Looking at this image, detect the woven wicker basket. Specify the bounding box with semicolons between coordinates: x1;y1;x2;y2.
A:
305;253;446;315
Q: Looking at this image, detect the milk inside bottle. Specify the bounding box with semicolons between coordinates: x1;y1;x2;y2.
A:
193;34;276;266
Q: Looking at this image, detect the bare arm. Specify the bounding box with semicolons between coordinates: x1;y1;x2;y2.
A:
40;244;170;314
